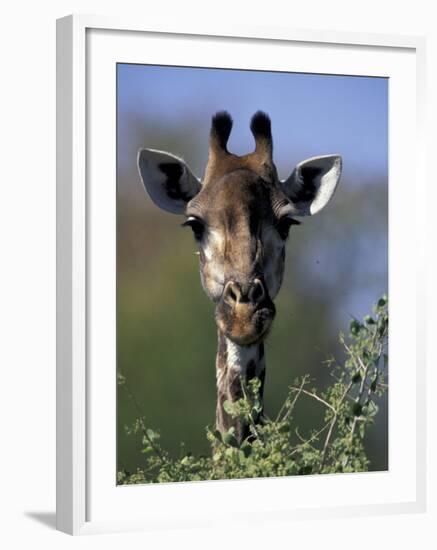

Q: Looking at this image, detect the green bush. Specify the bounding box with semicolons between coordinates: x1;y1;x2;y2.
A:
117;295;388;484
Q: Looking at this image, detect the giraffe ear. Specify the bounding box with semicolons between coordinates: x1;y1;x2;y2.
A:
138;148;201;214
282;155;342;216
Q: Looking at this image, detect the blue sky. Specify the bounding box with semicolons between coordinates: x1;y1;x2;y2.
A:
117;63;388;182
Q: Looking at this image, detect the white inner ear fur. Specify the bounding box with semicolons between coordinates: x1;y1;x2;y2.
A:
137;148;201;215
283;154;342;216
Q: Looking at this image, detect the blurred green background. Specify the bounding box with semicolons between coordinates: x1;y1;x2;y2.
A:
116;65;388;475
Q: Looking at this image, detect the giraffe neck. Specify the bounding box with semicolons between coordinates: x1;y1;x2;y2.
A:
215;330;266;443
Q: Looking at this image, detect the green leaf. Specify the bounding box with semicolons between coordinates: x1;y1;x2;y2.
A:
146;428;159;441
350;319;362;335
278;423;290;434
352;402;363;417
241;442;252;457
238;450;247;461
222;430;239;448
351;372;361;384
211;429;222;442
367;402;379;417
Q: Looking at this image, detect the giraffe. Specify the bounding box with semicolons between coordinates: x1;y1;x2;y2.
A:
138;111;342;443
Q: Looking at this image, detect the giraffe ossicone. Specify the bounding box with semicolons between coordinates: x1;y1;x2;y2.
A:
138;111;342;443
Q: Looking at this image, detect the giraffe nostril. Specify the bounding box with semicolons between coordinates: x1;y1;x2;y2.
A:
223;281;242;305
249;279;265;304
228;287;238;302
223;279;266;307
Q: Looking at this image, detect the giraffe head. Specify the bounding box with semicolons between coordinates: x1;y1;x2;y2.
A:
138;112;342;346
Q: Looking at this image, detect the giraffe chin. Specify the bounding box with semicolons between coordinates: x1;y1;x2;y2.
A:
215;304;276;346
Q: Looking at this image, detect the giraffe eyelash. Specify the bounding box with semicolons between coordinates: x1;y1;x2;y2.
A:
181;216;206;240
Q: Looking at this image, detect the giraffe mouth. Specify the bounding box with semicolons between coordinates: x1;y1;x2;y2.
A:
215;301;276;346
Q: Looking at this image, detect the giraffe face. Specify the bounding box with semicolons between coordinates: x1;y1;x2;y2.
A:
138;112;342;346
184;168;293;345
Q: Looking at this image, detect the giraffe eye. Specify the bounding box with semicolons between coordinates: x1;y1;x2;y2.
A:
182;216;205;240
276;216;300;240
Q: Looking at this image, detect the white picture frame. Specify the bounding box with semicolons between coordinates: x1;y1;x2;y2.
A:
56;14;427;535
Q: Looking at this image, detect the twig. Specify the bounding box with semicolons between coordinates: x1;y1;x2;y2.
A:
240;377;261;441
319;381;353;472
279;376;308;422
349;332;385;441
120;375;166;464
289;386;336;413
290;423;330;456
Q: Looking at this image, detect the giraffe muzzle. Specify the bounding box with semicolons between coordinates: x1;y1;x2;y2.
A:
215;278;276;346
